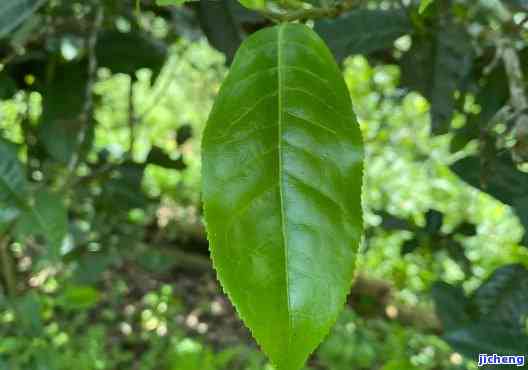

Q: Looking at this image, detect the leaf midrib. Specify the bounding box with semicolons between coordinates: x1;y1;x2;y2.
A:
276;24;293;355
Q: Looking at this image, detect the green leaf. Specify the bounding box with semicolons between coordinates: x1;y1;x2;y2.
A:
315;9;412;62
0;0;45;38
96;30;167;81
451;154;528;245
38;61;91;163
156;0;189;5
13;292;43;336
450;66;509;153
425;209;443;234
60;285;101;310
431;282;471;331
0;138;28;209
196;0;244;64
401;24;473;135
237;0;266;10
147;146;186;170
472;264;528;329
202;23;363;370
444;323;528;357
419;0;434;13
15;190;68;260
0;72;17;99
97;162;149;211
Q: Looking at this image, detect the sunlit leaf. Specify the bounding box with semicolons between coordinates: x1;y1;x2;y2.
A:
237;0;266;10
60;285;101;310
419;0;434;13
156;0;189;5
202;23;363;370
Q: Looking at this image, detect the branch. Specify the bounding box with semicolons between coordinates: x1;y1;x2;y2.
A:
0;236;16;297
63;3;104;189
261;0;360;22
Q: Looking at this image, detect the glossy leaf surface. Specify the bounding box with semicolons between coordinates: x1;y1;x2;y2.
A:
202;23;363;370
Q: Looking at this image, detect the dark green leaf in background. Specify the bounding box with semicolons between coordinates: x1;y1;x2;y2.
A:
315;9;412;63
202;23;363;370
96;30;168;81
0;138;28;209
147;146;186;170
0;0;45;38
38;62;91;163
13;292;43;336
196;0;244;64
425;209;443;234
15;190;68;261
444;323;528;358
401;23;473;135
472;264;528;329
451;155;528;246
431;282;470;331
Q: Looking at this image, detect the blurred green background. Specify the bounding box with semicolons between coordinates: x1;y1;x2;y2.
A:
1;0;527;369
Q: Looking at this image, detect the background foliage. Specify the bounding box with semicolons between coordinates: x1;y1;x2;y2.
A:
0;0;527;369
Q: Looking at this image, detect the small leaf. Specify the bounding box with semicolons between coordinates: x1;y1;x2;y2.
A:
15;190;68;260
419;0;434;13
315;9;412;62
237;0;266;10
425;209;443;234
156;0;189;6
0;0;45;38
453;221;477;236
0;137;28;209
147;146;186;170
202;24;363;370
401;238;419;255
176;124;193;146
60;285;101;310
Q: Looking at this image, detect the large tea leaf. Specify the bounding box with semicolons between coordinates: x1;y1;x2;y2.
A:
202;24;363;370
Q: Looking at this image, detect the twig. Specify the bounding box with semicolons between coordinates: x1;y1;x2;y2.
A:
261;0;359;22
0;236;16;297
63;3;104;189
128;77;136;157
